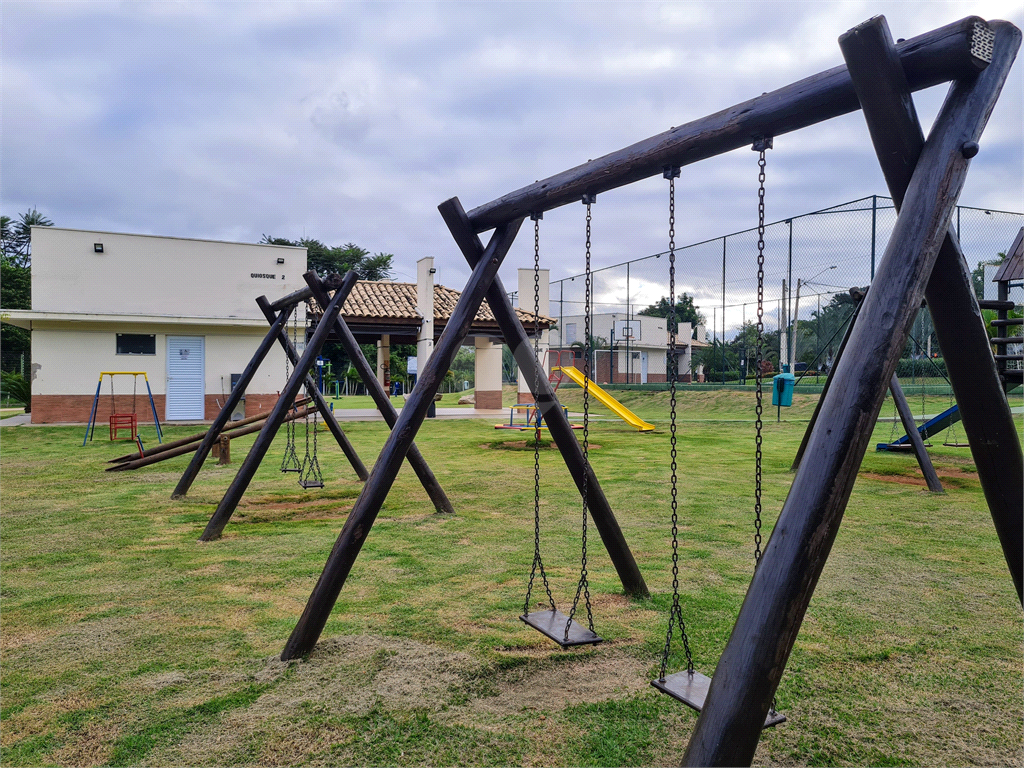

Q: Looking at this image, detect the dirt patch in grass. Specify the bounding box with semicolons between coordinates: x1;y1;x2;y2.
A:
482;441;601;451
860;469;979;487
234;502;353;523
52;720;120;768
151;635;482;765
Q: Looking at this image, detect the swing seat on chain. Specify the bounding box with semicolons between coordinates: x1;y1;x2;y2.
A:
298;478;324;490
520;608;602;648
652;670;786;727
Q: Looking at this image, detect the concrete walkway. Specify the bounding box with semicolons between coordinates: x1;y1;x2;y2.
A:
0;408;508;427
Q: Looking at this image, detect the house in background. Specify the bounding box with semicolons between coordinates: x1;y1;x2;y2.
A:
2;227;307;423
548;312;707;384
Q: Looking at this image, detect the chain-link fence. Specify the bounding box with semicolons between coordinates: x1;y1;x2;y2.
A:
543;195;1023;389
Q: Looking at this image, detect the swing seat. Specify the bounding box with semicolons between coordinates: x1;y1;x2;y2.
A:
282;467;302;473
298;479;324;489
520;608;602;648
109;413;137;441
652;670;786;728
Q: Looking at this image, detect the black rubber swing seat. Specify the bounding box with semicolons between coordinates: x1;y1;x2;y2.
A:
521;609;602;648
652;670;786;728
282;467;301;473
298;479;324;489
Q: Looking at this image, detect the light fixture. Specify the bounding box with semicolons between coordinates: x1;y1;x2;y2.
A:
277;257;285;264
429;267;436;274
94;243;104;253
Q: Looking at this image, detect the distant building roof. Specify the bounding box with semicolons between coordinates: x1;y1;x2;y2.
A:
992;227;1023;283
310;280;554;343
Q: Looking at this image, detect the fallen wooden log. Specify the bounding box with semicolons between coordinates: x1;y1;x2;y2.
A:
106;405;315;472
108;397;312;464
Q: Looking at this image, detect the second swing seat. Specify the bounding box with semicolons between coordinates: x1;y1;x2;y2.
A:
652;670;786;728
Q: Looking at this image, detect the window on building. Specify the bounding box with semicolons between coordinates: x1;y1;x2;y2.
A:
565;323;577;345
116;334;156;355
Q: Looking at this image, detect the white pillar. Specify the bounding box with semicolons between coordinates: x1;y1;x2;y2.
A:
474;336;503;410
516;267;549;404
376;334;390;388
416;257;435;379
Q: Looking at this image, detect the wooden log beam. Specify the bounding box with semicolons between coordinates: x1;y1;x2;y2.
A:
280;217;523;661
106;406;315;472
466;17;993;232
108;399;312;464
439;196;649;598
839;14;1023;602
888;374;943;493
199;272;360;541
682;19;1019;766
266;272;349;312
304;273;456;516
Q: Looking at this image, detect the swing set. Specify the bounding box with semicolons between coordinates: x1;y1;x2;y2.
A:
197;15;1020;767
83;371;163;447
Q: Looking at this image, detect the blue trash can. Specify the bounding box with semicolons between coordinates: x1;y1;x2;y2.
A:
772;367;796;407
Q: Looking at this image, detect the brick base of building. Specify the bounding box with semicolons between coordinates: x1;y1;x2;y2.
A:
517;391;535;404
474;389;503;410
32;393;284;424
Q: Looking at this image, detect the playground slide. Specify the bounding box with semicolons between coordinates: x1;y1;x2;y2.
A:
552;366;656;432
876;404;961;451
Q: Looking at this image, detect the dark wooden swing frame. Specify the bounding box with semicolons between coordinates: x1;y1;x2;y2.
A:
275;14;1021;767
170;269;455;541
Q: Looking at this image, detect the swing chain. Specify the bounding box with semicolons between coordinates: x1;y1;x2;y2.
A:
281;305;301;472
566;196;595;640
753;143;768;568
660;166;694;679
524;212;555;616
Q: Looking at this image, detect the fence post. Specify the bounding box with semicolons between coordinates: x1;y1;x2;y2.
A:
870;194;877;280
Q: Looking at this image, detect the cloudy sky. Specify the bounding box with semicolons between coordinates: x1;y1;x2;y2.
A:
3;0;1022;298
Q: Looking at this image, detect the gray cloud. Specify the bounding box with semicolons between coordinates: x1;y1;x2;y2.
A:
2;0;1021;297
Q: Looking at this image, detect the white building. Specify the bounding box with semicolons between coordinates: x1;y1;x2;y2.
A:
548;312;704;384
2;227;307;423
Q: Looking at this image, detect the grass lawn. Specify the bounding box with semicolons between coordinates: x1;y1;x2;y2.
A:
1;408;25;420
1;390;1021;766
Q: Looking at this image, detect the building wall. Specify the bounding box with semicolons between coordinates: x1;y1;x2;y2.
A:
30;323;293;423
31;227;306;320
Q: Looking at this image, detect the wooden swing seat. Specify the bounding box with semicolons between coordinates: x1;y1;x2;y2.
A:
652;669;786;728
520;608;602;648
298;479;324;489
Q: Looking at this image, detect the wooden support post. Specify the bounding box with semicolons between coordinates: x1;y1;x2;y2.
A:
464;18;991;232
255;297;369;484
170;305;293;498
683;22;1018;766
304;273;455;516
216;435;230;465
439;197;650;599
200;272;361;541
888;374;943;493
840;15;1023;601
280;217;523;661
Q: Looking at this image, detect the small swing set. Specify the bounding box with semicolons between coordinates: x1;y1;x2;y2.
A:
83;371;163;447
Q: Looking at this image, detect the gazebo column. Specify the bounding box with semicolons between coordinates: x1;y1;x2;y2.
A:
474;336;503;409
376;334;390;390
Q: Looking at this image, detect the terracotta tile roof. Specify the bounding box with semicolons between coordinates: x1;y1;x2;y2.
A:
312;280;554;333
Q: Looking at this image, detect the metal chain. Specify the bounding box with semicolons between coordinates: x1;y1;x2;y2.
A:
566;195;595;640
524;213;555;617
753;143;768;568
660;167;693;679
281;305;301;472
753;139;780;718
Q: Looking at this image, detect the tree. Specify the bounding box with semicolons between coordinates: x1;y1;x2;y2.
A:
260;236;393;281
972;251;1006;299
2;209;53;371
638;294;705;337
1;208;53;268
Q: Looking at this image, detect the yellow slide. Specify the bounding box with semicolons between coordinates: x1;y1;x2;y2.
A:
553;367;656;432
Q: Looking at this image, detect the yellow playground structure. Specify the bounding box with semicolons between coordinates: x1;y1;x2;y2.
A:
553;366;655;432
